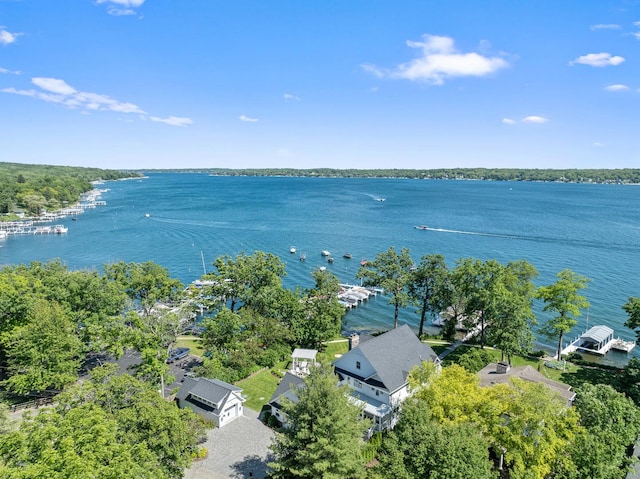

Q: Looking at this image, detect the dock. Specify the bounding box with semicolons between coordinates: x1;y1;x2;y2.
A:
337;284;382;309
561;325;636;356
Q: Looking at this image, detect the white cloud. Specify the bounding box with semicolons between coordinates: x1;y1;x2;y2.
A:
634;21;640;27
150;116;193;127
522;115;548;123
95;0;145;16
604;84;629;91
32;77;77;95
0;67;21;75
283;93;300;102
0;28;20;45
590;24;621;30
633;32;640;40
502;118;516;125
593;142;605;147
362;34;509;85
2;75;190;126
239;115;259;122
570;52;625;67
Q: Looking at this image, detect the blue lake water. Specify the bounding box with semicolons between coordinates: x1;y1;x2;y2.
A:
1;173;639;363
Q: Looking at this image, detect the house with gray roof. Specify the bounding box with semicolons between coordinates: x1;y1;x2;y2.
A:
268;371;305;425
477;362;576;405
176;377;245;427
332;324;439;434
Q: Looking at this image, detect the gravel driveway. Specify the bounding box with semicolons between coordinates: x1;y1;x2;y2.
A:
185;409;275;479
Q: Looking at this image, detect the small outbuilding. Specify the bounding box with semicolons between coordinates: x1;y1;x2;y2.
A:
176;377;245;427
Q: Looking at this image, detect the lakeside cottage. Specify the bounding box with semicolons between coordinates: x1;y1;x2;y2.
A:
333;325;440;435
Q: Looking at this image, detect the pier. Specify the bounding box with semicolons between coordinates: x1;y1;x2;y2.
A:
337;284;382;309
561;325;636;356
0;187;108;239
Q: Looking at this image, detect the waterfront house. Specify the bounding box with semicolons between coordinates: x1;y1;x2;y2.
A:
176;377;245;427
333;324;440;434
477;362;576;405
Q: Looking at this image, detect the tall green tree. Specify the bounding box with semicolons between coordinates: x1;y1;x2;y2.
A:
375;399;495;479
567;383;640;479
202;251;286;312
269;363;369;479
56;364;206;479
485;260;538;364
356;246;413;329
623;296;640;340
0;405;158;479
104;261;184;316
407;254;451;338
536;269;590;360
450;258;502;348
2;300;83;395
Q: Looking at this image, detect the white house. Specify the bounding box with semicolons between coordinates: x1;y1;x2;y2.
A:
176;377;245;427
332;324;439;434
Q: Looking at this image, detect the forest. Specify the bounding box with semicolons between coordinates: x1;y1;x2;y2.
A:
0;162;141;216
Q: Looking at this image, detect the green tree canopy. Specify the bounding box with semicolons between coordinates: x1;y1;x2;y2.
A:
375;399;495;479
356;246;413;329
2;299;83;395
536;269;590;360
407;253;451;338
269;363;369;479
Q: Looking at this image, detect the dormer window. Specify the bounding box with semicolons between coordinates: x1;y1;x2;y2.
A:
356;361;361;370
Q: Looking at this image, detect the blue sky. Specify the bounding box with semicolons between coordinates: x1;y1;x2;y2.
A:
1;0;639;170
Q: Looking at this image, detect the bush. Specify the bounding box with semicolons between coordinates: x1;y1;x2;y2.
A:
529;350;547;358
457;348;493;373
267;414;280;428
262;411;272;424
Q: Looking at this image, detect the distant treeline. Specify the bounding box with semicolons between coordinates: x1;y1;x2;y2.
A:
0;162;141;216
151;167;640;184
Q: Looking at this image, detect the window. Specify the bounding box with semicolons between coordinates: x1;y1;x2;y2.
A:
356;361;361;370
354;380;362;389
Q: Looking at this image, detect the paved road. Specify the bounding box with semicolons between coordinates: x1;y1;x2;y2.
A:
185;409;274;479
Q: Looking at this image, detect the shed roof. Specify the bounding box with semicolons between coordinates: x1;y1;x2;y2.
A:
292;348;318;360
580;325;614;343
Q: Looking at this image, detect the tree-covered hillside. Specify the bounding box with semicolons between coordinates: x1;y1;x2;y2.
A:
0;162;141;216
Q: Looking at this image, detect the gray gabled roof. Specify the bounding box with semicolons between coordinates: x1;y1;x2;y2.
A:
269;372;305;407
477;363;575;403
337;324;438;393
176;377;242;406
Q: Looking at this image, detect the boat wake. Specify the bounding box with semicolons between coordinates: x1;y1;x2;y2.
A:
426;227;520;240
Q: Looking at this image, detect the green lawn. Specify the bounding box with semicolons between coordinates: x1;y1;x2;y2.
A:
236;340;350;412
236;367;284;411
175;336;205;357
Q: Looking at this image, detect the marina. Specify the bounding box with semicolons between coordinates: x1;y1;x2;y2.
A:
0;188;108;238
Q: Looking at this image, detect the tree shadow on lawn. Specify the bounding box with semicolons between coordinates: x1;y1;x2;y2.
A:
230;453;274;479
560;365;621;390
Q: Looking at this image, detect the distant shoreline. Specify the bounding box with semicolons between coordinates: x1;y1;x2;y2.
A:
141;168;640;185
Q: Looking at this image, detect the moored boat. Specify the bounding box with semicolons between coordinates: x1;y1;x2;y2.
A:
290;246;296;254
343;253;352;259
321;250;330;257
